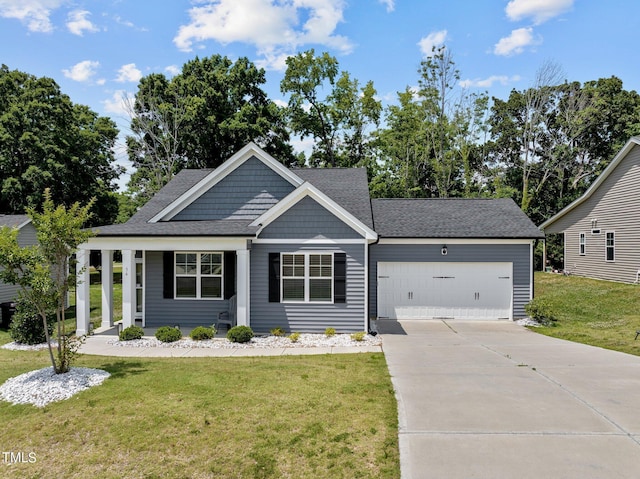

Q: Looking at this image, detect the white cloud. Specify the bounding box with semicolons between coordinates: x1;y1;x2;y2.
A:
115;63;142;83
494;27;540;56
66;9;98;36
173;0;352;71
505;0;573;25
459;75;521;89
102;90;130;117
379;0;394;13
165;65;181;76
0;0;65;32
62;60;100;82
418;30;448;57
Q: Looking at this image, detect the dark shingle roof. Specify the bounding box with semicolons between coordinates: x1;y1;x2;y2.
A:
95;220;257;237
96;166;373;237
372;198;544;239
0;215;31;228
295;168;374;229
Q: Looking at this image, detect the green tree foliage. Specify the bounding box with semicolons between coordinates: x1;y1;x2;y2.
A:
0;65;121;225
0;189;94;373
281;49;382;168
373;47;489;198
126;55;293;206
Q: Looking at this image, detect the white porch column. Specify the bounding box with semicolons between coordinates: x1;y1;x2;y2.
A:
121;249;136;328
101;250;114;328
75;248;91;336
236;248;250;327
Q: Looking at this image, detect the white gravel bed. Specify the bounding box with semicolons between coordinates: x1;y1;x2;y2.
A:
2;340;59;351
107;333;382;349
516;317;542;327
0;367;110;408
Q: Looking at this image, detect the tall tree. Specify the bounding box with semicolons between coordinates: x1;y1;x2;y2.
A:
0;189;94;374
373;46;488;198
126;55;293;204
0;65;121;225
280;49;381;168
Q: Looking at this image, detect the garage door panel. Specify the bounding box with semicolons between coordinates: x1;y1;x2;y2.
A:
378;262;512;320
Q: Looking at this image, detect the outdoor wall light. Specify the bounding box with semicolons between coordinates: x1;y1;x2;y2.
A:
441;245;448;256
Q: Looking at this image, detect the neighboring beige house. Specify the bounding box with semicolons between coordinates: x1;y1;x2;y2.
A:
0;215;38;303
540;137;640;283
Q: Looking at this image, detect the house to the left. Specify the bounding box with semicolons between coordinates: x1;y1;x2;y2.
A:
0;215;38;326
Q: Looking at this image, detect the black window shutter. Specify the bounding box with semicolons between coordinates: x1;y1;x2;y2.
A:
224;251;236;299
163;251;174;299
268;253;280;303
334;253;346;303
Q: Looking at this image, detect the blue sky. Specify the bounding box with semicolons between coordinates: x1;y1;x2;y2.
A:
1;0;638;187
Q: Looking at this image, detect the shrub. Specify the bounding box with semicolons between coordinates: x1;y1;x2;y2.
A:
155;326;182;343
270;327;286;337
227;325;254;343
324;327;336;337
525;297;558;326
350;331;366;342
9;300;54;345
190;326;215;340
289;332;301;343
119;325;144;341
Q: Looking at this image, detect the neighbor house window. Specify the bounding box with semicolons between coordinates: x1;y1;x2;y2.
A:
605;232;615;262
579;233;586;255
281;252;333;302
175;252;223;299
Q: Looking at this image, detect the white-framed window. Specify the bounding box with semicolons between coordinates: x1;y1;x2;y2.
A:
281;252;333;303
605;232;615;262
579;233;586;255
175;252;223;299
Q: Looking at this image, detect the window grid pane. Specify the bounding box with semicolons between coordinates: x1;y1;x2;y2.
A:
175;252;223;299
282;253;334;302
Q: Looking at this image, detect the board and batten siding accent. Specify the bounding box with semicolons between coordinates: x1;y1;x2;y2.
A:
259;195;362;240
369;243;532;319
0;222;37;303
173;156;295;221
250;243;366;333
544;145;640;283
144;251;229;328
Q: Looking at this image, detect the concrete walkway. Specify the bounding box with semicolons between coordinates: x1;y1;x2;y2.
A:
79;328;382;357
380;319;640;479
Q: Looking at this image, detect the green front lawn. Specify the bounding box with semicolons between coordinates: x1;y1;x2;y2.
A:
0;332;399;478
532;272;640;356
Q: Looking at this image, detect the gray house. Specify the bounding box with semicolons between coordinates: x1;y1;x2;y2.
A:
0;215;37;303
76;143;543;335
541;137;640;283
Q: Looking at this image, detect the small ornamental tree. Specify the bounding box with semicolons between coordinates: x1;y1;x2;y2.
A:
0;189;95;373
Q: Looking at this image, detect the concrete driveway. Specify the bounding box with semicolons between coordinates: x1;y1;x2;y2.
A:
380;320;640;479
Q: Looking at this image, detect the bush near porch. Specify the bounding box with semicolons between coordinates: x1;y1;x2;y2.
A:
531;272;640;356
0;330;399;478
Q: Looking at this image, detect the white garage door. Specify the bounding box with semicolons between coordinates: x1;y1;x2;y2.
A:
377;262;513;320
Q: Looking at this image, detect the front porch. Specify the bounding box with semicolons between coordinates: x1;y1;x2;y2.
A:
75;238;252;336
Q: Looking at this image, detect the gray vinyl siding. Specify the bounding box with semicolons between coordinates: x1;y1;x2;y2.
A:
369;243;532;319
0;222;37;303
143;251;229;328
544;144;640;283
173;156;295;221
250;243;366;333
259;196;362;239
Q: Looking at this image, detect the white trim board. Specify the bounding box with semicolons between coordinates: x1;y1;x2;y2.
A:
376;238;534;245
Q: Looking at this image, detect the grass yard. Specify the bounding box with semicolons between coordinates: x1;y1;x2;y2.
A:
0;328;399;479
532;272;640;356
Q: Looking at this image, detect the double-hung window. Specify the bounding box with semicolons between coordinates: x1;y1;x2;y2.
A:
579;233;586;255
175;252;223;299
605;232;615;262
281;252;333;302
